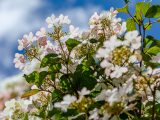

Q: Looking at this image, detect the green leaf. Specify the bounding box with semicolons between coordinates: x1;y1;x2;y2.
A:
135;2;150;20
60;74;72;92
39;71;48;82
126;18;136;31
144;23;152;30
146;46;160;55
24;114;29;120
24;71;48;86
24;71;39;84
52;89;63;102
142;52;160;68
145;5;160;18
41;53;60;68
144;36;160;49
134;2;150;24
65;38;81;52
88;101;105;111
117;4;128;14
48;64;62;73
21;89;40;98
73;59;97;90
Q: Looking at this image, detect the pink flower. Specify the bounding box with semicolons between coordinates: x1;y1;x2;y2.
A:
18;32;36;50
38;36;47;47
36;28;47;47
36;28;46;38
13;53;26;70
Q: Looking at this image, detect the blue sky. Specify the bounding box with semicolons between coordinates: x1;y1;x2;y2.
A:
0;0;160;80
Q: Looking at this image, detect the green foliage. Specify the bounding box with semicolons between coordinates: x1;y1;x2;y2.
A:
72;58;97;90
126;18;136;31
135;2;150;21
145;5;160;18
117;5;128;14
52;89;63;102
142;36;160;68
41;53;60;68
60;74;72;92
24;71;48;86
65;38;81;52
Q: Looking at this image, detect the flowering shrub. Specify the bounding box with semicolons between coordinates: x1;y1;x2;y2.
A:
2;1;160;120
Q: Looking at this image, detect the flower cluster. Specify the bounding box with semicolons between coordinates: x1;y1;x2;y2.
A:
2;2;160;119
96;31;141;79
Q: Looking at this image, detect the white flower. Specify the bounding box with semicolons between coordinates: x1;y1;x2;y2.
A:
81;30;90;40
44;41;55;54
96;48;110;59
18;32;36;50
78;87;90;96
125;31;139;41
58;14;71;25
103;36;122;51
117;22;126;35
68;25;79;38
143;67;153;75
54;94;77;112
2;99;32;119
89;108;99;120
151;53;160;63
13;53;26;70
89;12;100;26
82;40;88;45
152;68;160;76
104;63;114;76
46;14;59;28
131;36;141;49
110;66;128;78
95;89;112;101
36;27;46;38
129;55;138;63
97;76;134;106
124;30;141;50
23;58;47;75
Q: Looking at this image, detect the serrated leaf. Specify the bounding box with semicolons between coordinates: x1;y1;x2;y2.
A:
126;18;136;31
145;5;160;18
65;38;81;52
21;89;40;98
117;5;128;14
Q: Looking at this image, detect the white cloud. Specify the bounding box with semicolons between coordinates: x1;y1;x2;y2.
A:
0;0;43;39
0;0;45;72
63;5;102;30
